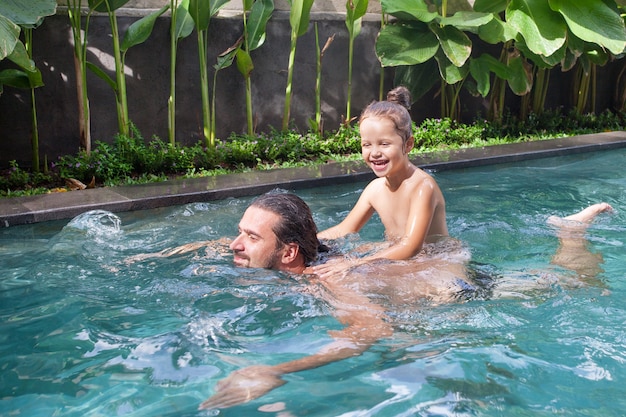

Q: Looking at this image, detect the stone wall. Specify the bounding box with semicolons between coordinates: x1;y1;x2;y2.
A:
1;3;391;166
1;2;621;167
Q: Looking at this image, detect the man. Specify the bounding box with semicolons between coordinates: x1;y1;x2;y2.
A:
129;192;613;410
197;194;613;410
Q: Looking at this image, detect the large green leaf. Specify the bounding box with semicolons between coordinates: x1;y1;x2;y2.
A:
434;49;469;84
507;0;567;57
346;0;368;23
561;47;578;72
290;0;314;38
0;68;31;89
506;54;532;95
236;47;254;78
6;39;35;72
469;55;493;97
381;0;438;23
550;0;626;55
173;0;195;40
444;0;474;13
0;14;20;60
345;0;367;38
121;5;169;52
394;62;440;101
2;39;43;88
516;37;566;68
0;0;56;28
188;0;230;31
376;23;439;66
87;61;117;90
438;11;494;32
477;16;517;44
473;0;508;13
247;0;274;51
429;23;471;67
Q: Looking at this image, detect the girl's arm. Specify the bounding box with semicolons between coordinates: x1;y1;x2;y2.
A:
317;185;376;240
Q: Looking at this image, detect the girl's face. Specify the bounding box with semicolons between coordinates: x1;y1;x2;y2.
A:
360;116;413;177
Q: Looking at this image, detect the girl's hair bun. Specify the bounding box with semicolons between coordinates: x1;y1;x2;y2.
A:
386;86;411;111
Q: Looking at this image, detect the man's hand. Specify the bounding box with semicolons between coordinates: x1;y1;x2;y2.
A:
198;365;286;410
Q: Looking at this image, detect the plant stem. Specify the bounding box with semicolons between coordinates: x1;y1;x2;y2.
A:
346;33;354;122
314;23;321;134
109;10;129;136
282;28;297;131
68;0;92;154
198;29;212;147
24;29;40;172
168;0;178;145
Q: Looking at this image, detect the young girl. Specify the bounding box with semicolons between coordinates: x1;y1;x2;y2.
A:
314;86;449;277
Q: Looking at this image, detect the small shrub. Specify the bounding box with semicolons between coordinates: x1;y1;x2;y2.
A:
5;109;626;198
414;118;484;149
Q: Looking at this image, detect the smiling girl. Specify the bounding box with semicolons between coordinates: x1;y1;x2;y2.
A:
315;86;449;273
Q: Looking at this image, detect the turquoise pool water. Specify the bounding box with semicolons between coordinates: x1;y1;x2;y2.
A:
1;149;625;416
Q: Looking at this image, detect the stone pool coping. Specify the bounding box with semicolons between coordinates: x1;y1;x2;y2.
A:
2;131;626;227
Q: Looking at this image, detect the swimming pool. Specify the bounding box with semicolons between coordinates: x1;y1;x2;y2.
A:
1;148;625;416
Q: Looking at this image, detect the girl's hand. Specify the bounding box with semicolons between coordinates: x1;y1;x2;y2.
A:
312;257;362;280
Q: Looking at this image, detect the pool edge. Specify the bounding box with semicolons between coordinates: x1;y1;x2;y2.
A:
2;132;626;227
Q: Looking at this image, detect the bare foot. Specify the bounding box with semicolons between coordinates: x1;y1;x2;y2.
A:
547;203;613;228
562;203;613;223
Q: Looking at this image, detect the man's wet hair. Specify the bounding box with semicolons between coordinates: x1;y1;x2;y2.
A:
250;191;323;266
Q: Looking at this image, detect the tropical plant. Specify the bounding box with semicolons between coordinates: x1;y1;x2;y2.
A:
309;23;335;136
237;0;274;136
281;0;314;131
67;0;95;154
187;0;231;148
375;0;626;122
168;0;194;145
0;0;56;172
344;0;368;123
87;0;168;137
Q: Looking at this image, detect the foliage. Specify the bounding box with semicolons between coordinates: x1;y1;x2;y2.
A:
187;0;230;147
413;118;484;149
0;0;56;173
344;0;368;123
282;0;314;131
3;110;626;197
0;160;55;196
167;0;195;145
375;0;626;122
478;107;626;140
234;0;275;136
86;0;168;137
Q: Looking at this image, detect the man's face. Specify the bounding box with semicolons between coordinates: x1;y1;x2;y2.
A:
229;206;285;269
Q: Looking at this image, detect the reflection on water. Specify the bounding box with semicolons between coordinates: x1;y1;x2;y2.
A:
1;149;625;416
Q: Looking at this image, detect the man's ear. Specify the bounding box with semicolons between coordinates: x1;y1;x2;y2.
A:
282;243;301;263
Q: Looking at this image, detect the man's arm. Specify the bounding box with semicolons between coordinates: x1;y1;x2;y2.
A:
199;281;392;410
125;238;231;263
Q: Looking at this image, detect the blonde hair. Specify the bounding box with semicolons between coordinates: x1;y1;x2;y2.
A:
359;86;413;143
